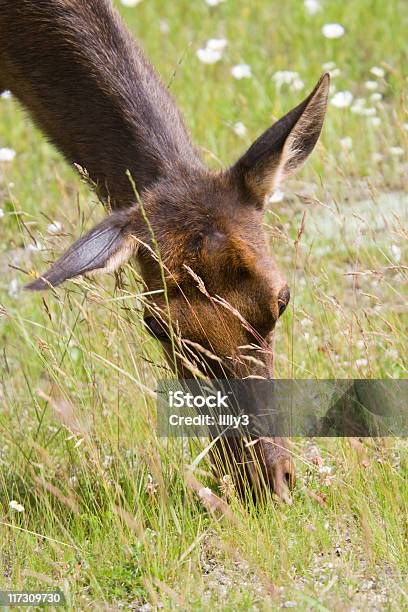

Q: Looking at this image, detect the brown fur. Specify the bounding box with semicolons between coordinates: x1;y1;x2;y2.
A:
0;0;201;205
0;0;330;502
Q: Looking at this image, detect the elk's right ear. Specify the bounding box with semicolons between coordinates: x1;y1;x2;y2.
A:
25;208;142;290
232;73;330;204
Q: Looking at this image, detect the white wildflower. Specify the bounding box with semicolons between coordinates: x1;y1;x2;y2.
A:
205;0;225;5
321;62;340;78
403;123;408;132
319;465;332;474
9;500;25;512
350;98;365;114
370;66;385;78
331;91;353;108
370;92;382;102
329;68;341;78
159;20;170;34
351;99;376;116
351;97;366;109
1;90;12;99
69;346;81;363
304;0;321;15
233;121;247;137
0;208;4;218
206;38;228;52
198;486;213;499
340;137;353;150
370;117;381;127
197;47;222;64
197;39;227;64
292;77;305;91
272;70;300;89
0;147;16;162
322;61;336;71
268;189;285;204
26;241;43;252
391;244;401;262
8;279;19;298
120;0;142;6
390;146;404;157
322;24;345;39
365;80;379;90
231;63;252;79
103;455;113;469
355;358;368;368
47;221;62;234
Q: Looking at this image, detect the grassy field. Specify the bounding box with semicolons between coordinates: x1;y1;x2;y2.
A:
0;0;407;609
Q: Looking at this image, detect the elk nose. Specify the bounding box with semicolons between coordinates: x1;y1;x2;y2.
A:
277;285;290;317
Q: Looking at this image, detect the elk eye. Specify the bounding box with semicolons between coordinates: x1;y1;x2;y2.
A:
144;316;169;341
277;286;291;317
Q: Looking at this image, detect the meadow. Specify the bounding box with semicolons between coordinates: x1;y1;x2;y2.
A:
0;0;407;609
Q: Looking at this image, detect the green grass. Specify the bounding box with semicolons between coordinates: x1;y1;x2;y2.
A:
1;0;407;608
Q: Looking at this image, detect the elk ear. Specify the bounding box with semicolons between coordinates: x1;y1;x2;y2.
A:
25;208;141;290
233;73;330;204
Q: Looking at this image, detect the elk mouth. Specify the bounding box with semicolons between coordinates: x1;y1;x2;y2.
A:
246;437;295;504
211;436;295;504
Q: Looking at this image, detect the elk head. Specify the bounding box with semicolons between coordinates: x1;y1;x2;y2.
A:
26;74;329;500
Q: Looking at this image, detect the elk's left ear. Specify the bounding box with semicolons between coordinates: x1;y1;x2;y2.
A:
232;73;330;204
25;207;143;290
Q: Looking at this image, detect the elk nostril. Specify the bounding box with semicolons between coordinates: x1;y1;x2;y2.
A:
277;286;290;317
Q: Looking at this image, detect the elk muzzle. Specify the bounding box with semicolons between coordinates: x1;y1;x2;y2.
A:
212;435;295;504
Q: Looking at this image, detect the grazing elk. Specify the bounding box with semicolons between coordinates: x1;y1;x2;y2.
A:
0;0;329;503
